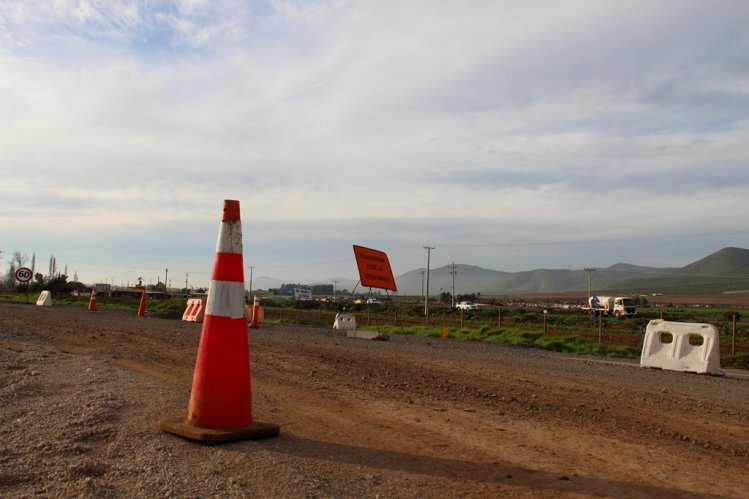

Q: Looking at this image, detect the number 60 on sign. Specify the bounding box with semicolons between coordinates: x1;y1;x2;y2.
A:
15;267;33;283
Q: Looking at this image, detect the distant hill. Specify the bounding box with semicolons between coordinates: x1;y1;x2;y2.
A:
678;247;749;275
392;247;749;296
395;264;507;296
611;247;749;295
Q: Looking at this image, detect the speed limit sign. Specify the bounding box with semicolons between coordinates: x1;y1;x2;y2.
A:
15;267;33;283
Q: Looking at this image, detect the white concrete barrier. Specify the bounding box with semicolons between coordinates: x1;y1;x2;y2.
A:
333;313;357;331
640;320;723;375
36;291;52;307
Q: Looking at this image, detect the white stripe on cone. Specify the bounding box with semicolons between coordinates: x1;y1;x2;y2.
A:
216;220;242;254
206;281;246;319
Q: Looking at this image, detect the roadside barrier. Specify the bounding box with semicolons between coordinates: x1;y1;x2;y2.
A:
88;288;97;312
248;295;263;329
640;319;723;375
182;298;206;322
333;313;357;331
159;199;280;443
36;291;52;307
137;290;146;317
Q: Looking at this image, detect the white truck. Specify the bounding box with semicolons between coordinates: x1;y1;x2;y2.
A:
585;296;636;317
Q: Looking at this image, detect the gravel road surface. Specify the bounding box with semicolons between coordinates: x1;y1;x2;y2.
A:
1;303;747;498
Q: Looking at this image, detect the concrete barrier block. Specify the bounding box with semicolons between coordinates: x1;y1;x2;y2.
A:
641;320;723;375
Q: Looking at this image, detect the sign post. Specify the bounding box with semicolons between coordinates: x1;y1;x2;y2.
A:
15;266;33;303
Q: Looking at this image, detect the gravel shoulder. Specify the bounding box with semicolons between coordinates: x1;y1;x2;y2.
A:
1;302;747;498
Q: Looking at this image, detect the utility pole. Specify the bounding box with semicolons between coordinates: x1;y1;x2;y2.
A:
248;266;255;298
184;272;189;296
584;267;596;299
423;245;435;318
332;279;340;302
164;268;168;295
449;261;457;307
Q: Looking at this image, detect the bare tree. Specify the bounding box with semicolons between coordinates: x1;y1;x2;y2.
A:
12;251;27;268
10;251;28;290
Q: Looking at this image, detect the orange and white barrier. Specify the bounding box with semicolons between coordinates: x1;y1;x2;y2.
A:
182;298;206;322
88;288;97;312
159;199;280;443
36;291;52;307
137;289;146;317
640;320;723;375
247;295;263;329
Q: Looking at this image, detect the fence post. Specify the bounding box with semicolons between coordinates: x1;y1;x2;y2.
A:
598;312;603;344
460;309;464;328
543;309;548;335
498;307;501;329
733;313;737;356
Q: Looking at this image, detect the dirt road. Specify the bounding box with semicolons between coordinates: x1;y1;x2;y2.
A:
1;302;747;497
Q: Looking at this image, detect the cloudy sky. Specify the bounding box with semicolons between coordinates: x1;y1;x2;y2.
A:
2;0;748;289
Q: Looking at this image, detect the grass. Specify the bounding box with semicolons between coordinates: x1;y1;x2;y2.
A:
722;354;749;370
361;324;641;360
0;293;187;316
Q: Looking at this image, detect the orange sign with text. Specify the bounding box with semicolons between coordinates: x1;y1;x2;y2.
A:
352;245;397;292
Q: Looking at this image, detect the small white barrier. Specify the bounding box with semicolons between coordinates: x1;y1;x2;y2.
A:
333;313;357;331
640;320;723;375
36;291;53;307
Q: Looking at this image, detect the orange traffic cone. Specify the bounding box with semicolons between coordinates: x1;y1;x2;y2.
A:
159;199;280;444
249;295;260;329
441;323;448;339
137;289;146;317
88;288;97;312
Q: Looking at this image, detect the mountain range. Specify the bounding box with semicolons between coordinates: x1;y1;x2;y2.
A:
395;247;749;296
255;247;749;297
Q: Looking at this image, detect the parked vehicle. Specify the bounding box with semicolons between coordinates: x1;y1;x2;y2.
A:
456;301;478;310
585;296;636;317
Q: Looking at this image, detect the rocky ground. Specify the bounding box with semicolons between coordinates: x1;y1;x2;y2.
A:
1;302;748;498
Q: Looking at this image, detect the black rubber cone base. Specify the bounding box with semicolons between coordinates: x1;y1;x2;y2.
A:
159;417;280;444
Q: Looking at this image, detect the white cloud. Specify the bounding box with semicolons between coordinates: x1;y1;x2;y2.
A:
2;0;749;285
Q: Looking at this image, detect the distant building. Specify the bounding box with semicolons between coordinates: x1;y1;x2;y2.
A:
269;283;312;300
